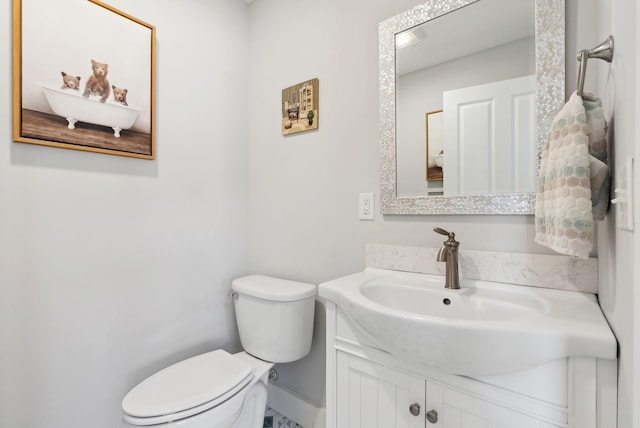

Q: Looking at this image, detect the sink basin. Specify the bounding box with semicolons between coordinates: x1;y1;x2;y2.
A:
319;268;616;376
361;277;548;321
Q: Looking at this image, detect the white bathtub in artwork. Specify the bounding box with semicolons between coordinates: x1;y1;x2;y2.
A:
37;81;143;137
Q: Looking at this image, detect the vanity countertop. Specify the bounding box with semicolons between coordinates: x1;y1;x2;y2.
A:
319;267;616;376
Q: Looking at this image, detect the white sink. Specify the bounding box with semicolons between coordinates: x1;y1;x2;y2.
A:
319;268;617;376
361;277;548;321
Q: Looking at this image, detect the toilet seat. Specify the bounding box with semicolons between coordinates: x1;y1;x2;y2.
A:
122;350;254;426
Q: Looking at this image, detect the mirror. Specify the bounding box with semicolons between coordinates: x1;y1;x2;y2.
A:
379;0;565;215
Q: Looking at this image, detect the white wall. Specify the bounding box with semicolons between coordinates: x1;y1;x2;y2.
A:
247;0;605;409
592;0;640;426
0;1;250;427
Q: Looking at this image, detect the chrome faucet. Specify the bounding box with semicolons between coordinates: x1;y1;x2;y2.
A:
434;227;460;289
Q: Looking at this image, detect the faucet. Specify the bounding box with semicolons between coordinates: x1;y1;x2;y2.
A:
434;227;460;289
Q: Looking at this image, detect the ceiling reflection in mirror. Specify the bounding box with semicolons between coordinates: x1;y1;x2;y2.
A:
379;0;565;215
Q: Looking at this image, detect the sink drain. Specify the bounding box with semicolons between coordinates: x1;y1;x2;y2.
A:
443;298;451;305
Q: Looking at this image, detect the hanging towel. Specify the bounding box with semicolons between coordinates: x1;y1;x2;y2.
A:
583;94;611;220
535;92;593;258
590;155;611;220
583;96;607;163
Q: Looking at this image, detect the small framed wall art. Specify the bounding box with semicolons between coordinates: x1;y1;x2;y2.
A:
282;78;319;136
425;109;444;181
12;0;156;159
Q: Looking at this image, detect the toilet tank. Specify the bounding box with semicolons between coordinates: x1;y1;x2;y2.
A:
232;275;316;363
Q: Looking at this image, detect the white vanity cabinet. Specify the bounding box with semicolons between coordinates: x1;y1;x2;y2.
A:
337;352;424;428
337;351;563;428
326;303;617;428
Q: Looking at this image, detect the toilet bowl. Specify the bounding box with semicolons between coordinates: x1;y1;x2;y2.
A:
121;275;316;428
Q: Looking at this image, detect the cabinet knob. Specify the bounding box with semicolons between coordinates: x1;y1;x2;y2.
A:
426;409;438;423
409;403;421;416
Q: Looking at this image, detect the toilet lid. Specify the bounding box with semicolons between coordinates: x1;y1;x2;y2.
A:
122;350;254;419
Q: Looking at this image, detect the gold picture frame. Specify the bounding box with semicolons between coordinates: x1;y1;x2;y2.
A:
12;0;156;159
426;109;443;181
282;78;319;136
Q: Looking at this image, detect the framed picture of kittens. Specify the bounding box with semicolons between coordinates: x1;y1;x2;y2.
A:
12;0;156;159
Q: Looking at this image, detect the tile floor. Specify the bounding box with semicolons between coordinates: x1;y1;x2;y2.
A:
263;407;303;428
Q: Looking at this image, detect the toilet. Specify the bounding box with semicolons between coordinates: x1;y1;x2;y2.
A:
121;275;316;428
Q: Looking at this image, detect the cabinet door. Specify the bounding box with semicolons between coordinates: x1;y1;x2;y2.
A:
426;382;562;428
336;352;425;428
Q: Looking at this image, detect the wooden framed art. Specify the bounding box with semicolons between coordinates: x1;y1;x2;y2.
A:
282;78;319;136
425;109;443;181
12;0;156;159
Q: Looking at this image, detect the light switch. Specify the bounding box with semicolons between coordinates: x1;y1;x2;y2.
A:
611;157;634;231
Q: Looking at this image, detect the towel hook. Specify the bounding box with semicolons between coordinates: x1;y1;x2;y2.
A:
576;35;614;98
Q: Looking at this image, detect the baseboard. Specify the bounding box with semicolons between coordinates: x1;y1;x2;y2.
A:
267;383;326;428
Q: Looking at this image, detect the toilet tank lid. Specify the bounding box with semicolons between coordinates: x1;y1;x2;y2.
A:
232;275;316;302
